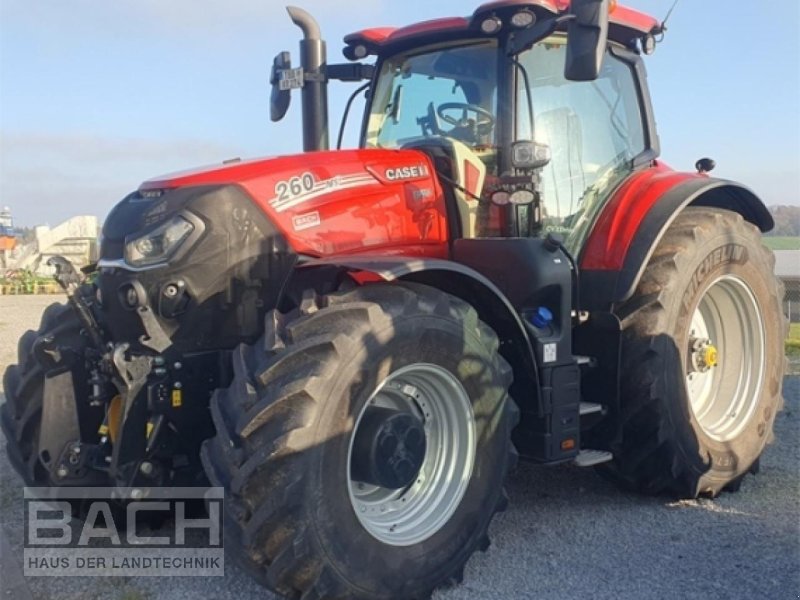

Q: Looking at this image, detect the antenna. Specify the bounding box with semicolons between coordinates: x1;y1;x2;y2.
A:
659;0;681;34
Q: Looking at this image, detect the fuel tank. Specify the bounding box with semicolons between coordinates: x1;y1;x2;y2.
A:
141;148;451;258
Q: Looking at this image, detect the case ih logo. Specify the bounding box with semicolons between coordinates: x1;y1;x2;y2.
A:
384;164;430;182
23;487;224;577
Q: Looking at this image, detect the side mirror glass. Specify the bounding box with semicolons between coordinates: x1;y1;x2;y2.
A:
270;51;293;122
564;0;609;82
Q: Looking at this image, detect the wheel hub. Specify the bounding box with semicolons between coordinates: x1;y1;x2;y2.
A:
350;406;427;490
347;363;476;546
701;344;719;369
690;337;719;373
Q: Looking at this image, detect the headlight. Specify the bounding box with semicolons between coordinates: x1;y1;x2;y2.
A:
124;216;195;267
512;141;551;170
509;190;535;205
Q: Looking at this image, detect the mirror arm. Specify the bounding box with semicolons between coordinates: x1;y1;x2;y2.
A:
507;15;574;56
327;63;375;82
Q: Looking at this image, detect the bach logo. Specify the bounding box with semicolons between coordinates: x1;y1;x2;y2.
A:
23;487;224;577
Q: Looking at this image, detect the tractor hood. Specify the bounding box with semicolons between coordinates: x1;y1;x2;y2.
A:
97;148;450;353
138;148;451;258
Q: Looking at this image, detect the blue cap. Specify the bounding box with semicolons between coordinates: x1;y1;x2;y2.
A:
530;307;553;328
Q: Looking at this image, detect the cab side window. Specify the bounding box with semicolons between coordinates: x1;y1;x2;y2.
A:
517;39;646;248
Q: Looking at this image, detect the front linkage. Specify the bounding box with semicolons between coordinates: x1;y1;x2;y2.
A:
42;256;217;495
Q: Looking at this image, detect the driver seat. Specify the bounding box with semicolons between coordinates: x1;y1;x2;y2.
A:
401;137;487;239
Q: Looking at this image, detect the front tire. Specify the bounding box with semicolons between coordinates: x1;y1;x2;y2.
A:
1;301;91;485
607;207;786;497
201;283;517;599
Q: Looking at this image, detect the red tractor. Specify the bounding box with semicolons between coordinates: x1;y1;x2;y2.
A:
2;1;786;598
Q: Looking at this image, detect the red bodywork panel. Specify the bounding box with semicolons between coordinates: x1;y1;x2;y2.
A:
142;153;728;283
346;17;470;47
580;163;706;271
142;150;450;259
345;1;659;52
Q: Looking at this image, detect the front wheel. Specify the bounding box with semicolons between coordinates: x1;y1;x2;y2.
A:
2;302;84;485
201;283;517;599
607;207;786;497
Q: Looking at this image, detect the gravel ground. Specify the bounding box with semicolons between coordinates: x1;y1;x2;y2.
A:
1;295;798;600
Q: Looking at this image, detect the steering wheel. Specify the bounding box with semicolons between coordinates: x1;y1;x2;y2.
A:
436;102;495;137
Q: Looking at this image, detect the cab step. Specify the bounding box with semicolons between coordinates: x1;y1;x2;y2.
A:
579;402;604;416
575;355;596;366
573;449;613;467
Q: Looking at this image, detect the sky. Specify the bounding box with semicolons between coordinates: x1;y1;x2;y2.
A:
1;0;798;227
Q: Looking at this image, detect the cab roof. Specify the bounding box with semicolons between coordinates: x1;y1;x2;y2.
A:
344;0;660;58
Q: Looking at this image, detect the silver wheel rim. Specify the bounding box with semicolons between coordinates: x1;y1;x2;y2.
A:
347;363;476;546
686;275;766;442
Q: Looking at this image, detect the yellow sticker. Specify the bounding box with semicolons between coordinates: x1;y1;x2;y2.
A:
146;422;154;438
172;389;183;408
98;424;109;435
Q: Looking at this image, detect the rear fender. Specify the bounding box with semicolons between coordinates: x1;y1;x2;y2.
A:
580;172;773;309
296;256;540;414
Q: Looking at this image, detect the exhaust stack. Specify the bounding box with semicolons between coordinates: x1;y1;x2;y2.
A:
287;6;329;152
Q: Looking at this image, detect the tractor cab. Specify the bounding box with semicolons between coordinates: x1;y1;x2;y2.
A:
361;33;653;248
272;0;660;250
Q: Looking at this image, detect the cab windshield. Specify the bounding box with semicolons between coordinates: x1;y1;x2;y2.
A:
365;41;499;161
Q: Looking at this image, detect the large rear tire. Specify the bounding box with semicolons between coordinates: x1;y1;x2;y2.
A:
606;207;786;497
201;283;518;599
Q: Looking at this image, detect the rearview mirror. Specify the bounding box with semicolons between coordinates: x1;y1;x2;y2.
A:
270;51;293;122
564;0;609;82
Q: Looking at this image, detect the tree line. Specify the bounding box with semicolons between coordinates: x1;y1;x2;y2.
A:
767;205;800;237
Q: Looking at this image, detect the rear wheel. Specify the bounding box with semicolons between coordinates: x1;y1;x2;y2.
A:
201;283;517;599
607;207;786;497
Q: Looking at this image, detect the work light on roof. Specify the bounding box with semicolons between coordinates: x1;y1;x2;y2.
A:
480;16;503;34
643;34;656;55
511;10;536;28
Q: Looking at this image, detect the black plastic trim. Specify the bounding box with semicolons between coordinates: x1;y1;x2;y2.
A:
300;255;541;409
99;183;297;354
609;45;660;162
